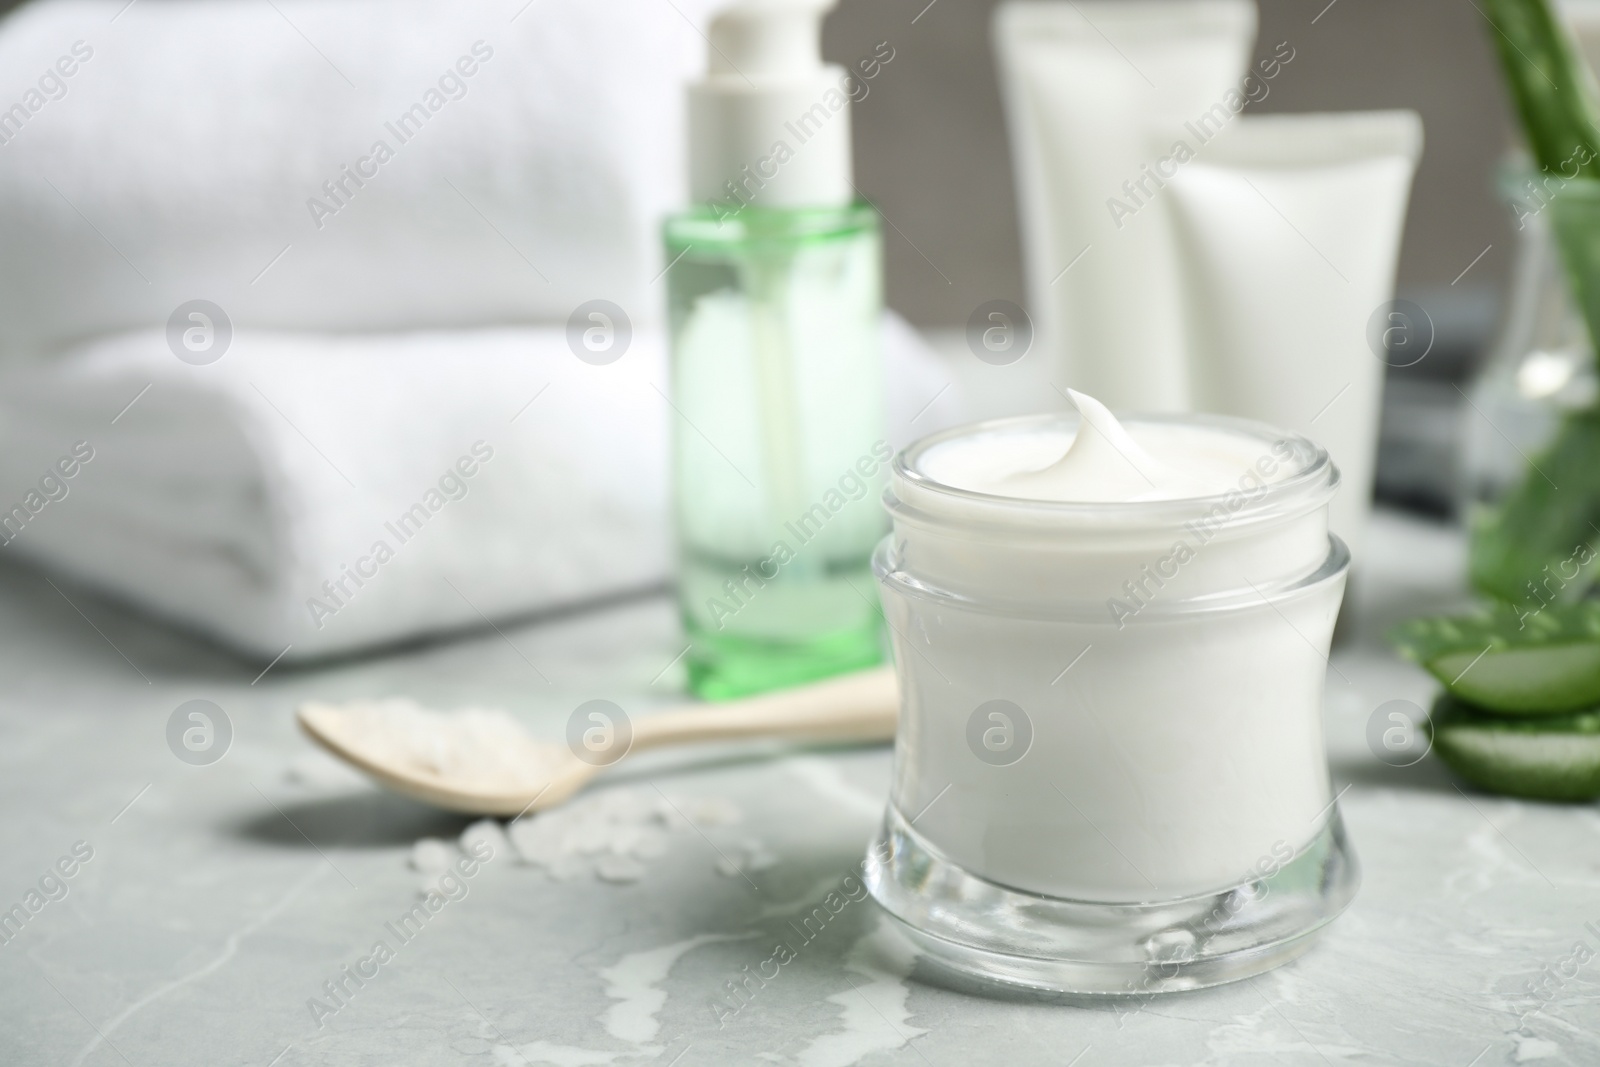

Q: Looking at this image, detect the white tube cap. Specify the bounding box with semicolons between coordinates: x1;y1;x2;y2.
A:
688;0;853;210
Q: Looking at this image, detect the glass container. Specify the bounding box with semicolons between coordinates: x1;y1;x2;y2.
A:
864;413;1358;994
663;203;887;699
1461;162;1597;510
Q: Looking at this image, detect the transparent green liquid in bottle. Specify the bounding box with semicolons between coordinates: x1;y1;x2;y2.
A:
663;203;888;699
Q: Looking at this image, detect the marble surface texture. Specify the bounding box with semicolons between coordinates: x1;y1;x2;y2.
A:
1;509;1596;1067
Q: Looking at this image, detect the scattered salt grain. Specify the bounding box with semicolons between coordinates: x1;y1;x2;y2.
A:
507;818;561;867
497;788;743;885
595;856;646;884
715;839;778;877
607;825;643;856
630;828;669;859
409;838;455;874
564;823;610;856
686;798;742;827
548;855;590;882
460;819;507;860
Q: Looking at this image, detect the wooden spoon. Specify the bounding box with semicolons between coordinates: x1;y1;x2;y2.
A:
296;666;898;817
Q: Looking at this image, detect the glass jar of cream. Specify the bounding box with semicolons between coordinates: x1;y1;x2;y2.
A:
864;391;1356;994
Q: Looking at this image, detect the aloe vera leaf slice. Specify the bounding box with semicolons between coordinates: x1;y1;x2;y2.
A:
1390;604;1600;713
1434;643;1600;713
1428;694;1600;801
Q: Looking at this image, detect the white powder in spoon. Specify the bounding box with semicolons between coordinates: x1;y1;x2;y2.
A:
304;698;570;794
299;698;764;886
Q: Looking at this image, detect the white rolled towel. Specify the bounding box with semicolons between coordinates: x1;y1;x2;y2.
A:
0;315;953;660
0;327;672;659
0;0;715;359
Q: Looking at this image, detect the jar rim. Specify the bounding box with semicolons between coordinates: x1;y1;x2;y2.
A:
873;531;1350;620
889;411;1338;532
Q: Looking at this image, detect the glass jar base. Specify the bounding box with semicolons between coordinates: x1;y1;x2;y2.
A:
683;620;884;700
863;804;1358;996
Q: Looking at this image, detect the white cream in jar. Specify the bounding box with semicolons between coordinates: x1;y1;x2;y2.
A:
870;392;1348;907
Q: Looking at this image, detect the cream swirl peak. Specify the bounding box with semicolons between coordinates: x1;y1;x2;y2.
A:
917;389;1285;503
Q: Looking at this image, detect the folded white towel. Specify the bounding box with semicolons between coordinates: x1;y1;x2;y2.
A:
0;327;671;659
0;316;954;660
0;0;714;359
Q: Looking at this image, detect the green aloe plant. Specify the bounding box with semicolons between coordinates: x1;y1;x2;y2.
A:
1470;0;1600;604
1385;0;1600;797
1480;0;1600;180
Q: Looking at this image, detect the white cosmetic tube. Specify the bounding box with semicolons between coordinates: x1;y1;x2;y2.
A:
1166;111;1422;557
992;0;1258;410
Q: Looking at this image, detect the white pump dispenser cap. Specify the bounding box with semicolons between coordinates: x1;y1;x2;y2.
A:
688;0;853;210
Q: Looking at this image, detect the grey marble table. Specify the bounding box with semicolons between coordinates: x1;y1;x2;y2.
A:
1;509;1595;1067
